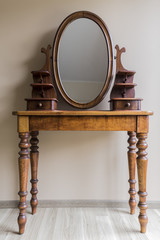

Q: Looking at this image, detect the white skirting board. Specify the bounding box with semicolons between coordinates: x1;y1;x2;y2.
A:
0;200;160;209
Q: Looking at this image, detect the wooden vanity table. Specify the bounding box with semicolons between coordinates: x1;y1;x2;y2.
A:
13;110;153;234
12;10;153;235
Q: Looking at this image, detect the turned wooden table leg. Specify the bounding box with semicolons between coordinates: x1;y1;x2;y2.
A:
18;132;30;234
127;131;137;214
30;131;39;214
30;131;39;215
136;133;148;233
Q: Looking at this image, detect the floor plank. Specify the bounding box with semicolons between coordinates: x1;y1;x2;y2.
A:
0;208;160;240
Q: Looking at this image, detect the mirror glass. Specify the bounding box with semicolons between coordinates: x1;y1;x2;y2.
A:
57;18;109;103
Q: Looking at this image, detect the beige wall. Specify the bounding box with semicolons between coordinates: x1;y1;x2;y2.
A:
0;0;160;202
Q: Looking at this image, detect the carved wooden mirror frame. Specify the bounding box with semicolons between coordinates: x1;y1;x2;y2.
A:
52;11;113;109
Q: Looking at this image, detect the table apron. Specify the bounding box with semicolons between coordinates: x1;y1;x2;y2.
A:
20;115;147;132
17;115;149;132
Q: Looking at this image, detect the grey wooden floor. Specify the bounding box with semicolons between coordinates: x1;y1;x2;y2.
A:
0;208;160;240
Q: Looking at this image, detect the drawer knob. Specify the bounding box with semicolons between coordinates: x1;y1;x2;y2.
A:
38;102;43;108
125;102;131;107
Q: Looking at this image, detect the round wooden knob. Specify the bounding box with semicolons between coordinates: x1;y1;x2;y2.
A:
38;102;43;108
125;102;131;107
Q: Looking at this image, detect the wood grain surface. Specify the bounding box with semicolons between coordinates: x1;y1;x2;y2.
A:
13;110;153;116
0;208;160;240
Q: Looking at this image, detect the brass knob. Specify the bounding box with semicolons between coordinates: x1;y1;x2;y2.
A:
38;102;43;108
125;102;131;107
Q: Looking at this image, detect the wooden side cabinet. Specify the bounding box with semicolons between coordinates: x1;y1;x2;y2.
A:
12;110;153;234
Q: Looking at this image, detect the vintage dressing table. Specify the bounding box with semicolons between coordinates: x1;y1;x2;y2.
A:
12;11;153;235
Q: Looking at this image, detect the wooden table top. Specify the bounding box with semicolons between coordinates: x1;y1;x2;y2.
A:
12;110;153;116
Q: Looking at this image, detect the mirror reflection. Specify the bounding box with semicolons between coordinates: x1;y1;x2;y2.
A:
58;18;109;103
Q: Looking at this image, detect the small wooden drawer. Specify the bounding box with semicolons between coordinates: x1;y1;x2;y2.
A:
26;99;57;110
110;99;142;111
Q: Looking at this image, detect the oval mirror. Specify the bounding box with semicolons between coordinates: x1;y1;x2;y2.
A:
53;11;113;109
